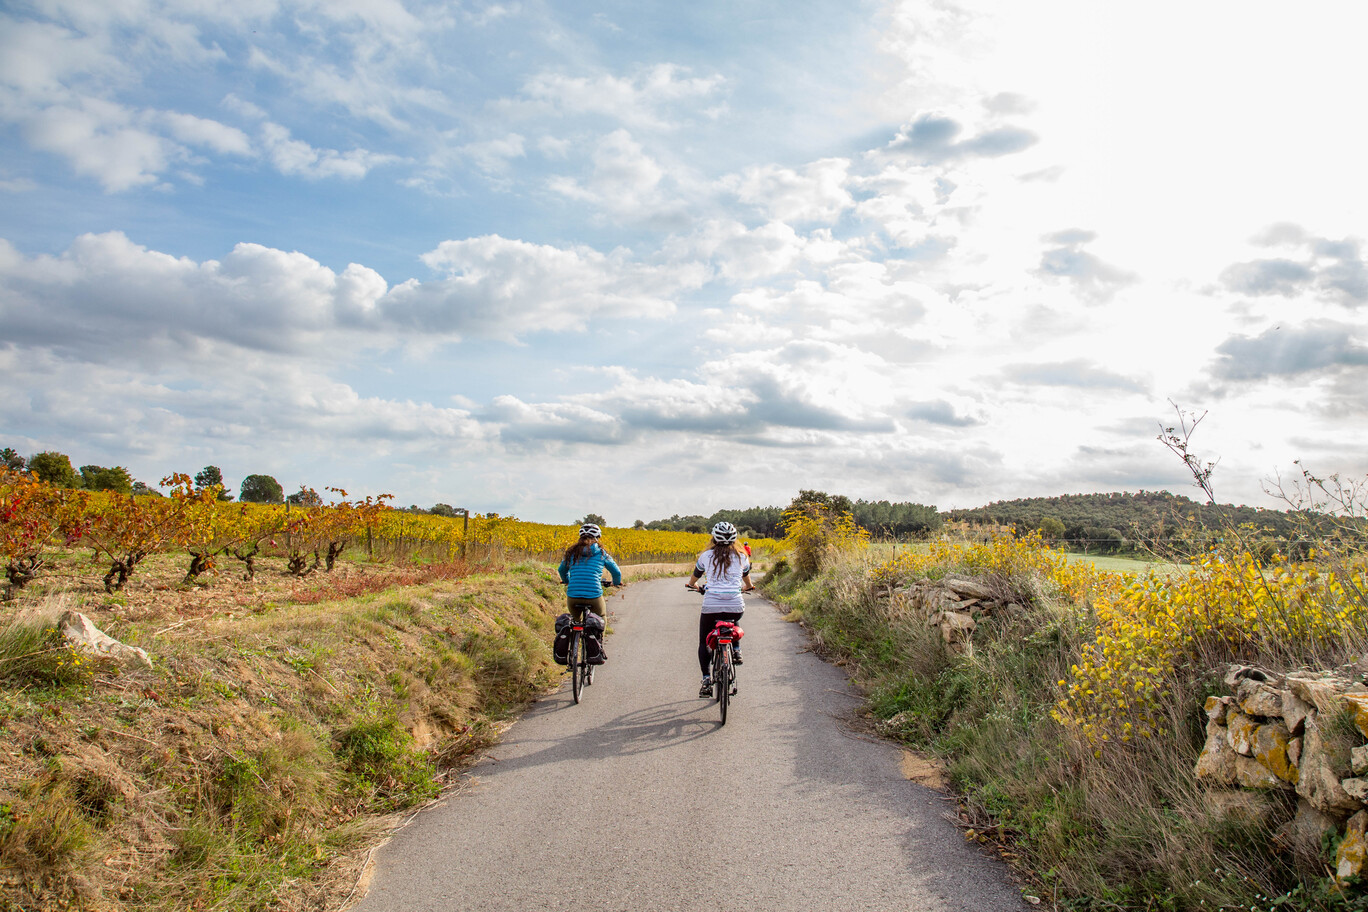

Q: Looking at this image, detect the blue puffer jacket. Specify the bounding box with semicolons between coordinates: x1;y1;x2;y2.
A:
558;543;623;598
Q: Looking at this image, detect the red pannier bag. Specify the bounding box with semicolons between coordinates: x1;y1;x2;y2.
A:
706;621;744;650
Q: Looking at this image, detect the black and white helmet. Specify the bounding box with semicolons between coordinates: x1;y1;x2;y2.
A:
578;523;602;539
710;521;738;543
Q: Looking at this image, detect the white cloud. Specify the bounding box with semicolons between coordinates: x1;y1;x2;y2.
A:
0;16;124;96
22;99;171;191
672;220;806;283
407;234;677;338
0;231;688;358
729;158;854;223
458;133;526;175
160;111;253;156
521;64;725;129
259;121;397;180
546;129;679;220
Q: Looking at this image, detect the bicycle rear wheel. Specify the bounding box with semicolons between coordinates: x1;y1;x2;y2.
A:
570;632;585;704
714;651;729;725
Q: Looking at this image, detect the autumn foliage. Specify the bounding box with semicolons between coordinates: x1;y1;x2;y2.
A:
0;468;89;589
2;473;764;593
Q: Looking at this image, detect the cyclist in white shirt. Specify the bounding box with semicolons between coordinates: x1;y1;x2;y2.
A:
686;521;754;697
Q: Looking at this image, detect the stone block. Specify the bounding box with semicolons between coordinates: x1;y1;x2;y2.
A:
942;575;996;601
1238;678;1285;718
1282;689;1314;736
1353;744;1368;778
1343;778;1368;803
1236;755;1291;791
1227;710;1259;757
1337;810;1368;887
938;611;975;641
1288;674;1349;715
1252;720;1299;785
1205;695;1231;725
1344;693;1368;740
1195;721;1237;786
1289;737;1303;769
1297;713;1362;817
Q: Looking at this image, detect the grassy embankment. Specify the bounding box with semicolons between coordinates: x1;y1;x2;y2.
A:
764;532;1368;911
0;553;684;912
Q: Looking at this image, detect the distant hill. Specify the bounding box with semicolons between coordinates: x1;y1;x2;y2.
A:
643;489;1359;557
944;490;1307;554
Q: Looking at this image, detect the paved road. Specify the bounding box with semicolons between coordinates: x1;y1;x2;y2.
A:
352;577;1031;912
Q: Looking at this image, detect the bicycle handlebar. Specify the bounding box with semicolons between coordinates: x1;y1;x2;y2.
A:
686;583;755;593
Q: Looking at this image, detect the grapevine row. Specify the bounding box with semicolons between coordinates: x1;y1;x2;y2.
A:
0;469;748;594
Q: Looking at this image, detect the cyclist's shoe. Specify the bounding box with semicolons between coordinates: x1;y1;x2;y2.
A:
732;646;743;665
699;676;713;698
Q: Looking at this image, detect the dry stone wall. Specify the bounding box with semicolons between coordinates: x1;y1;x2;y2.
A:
885;574;1024;654
1195;665;1368;886
880;573;1368;887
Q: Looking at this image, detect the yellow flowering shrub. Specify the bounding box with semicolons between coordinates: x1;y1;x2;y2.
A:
1057;546;1368;744
781;504;868;577
871;530;1125;606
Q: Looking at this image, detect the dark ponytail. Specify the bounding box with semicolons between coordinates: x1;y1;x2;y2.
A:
707;540;738;576
564;535;598;564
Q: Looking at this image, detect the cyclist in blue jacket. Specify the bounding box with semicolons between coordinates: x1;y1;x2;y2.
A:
558;523;623;656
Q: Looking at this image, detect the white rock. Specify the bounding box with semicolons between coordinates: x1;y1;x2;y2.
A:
58;611;151;668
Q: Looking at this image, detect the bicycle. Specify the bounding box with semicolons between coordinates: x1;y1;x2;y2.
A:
563;581;615;705
687;583;748;725
708;618;741;725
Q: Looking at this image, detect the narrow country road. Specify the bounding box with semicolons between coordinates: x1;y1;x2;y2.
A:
351;577;1032;912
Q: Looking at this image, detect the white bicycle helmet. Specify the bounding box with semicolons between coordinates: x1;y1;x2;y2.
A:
578;523;602;538
710;521;738;543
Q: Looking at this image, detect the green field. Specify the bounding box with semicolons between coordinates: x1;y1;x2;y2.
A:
1061;551;1191;575
864;541;1188;576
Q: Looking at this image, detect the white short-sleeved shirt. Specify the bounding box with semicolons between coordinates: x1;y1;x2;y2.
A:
695;547;750;613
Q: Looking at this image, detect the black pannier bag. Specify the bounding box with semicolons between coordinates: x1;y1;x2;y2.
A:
552;613;572;665
583;611;607;665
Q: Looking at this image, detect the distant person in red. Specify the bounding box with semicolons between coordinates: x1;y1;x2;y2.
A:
742;540;752;559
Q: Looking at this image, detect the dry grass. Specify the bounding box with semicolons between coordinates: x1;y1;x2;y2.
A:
0;553;574;911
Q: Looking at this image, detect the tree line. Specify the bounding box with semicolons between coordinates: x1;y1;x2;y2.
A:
2;447;324;505
945;489;1367;556
636;490;942;540
15;444;1353;554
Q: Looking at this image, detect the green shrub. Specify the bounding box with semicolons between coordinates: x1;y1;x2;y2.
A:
0;622;98;688
334;712;439;811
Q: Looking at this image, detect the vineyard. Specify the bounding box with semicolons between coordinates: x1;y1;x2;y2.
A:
0;468;760;597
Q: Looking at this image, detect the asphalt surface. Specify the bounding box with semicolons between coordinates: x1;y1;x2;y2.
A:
351;577;1032;912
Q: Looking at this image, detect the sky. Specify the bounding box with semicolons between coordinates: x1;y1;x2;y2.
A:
3;0;1367;525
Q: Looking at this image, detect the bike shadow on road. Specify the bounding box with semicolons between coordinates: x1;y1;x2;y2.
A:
468;698;727;779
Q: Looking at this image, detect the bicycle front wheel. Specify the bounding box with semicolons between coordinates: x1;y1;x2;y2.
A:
570;633;585;704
